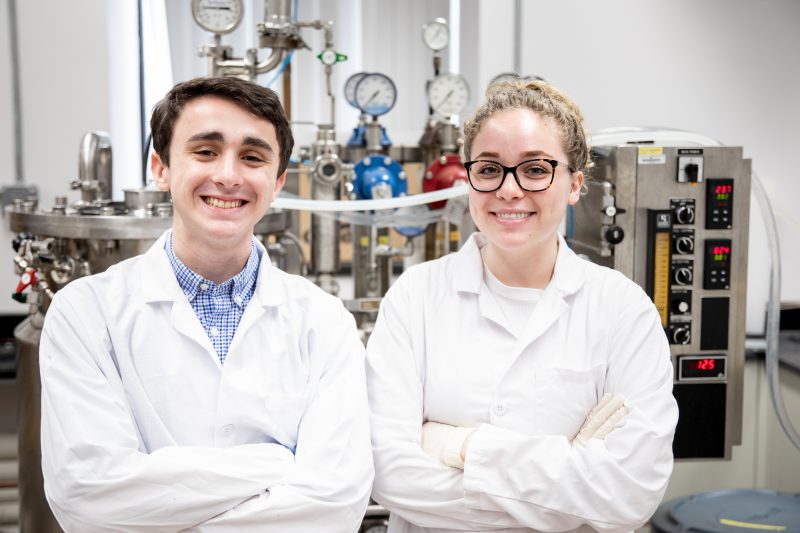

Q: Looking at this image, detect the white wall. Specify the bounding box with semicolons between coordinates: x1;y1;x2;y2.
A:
511;0;800;314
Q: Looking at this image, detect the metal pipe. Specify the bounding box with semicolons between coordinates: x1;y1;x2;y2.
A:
264;0;293;25
513;0;522;74
8;0;24;183
77;132;113;202
255;48;286;76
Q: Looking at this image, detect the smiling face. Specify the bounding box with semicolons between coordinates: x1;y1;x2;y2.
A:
468;107;583;262
151;95;285;254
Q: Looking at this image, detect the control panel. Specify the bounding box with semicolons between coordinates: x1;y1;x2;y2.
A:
568;145;751;460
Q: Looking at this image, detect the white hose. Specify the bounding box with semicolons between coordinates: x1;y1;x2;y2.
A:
591;126;800;452
272;182;468;212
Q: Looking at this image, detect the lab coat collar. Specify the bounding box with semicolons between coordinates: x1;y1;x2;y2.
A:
140;231;287;308
452;232;588;297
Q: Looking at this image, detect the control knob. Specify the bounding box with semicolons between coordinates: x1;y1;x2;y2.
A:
674;267;693;286
671;297;690;314
674;236;694;255
671;325;691;345
674;205;695;225
604;225;625;245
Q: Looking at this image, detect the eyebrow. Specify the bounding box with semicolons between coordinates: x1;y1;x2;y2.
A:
474;150;553;159
186;131;274;153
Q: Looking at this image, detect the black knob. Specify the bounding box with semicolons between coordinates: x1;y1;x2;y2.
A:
675;205;695;225
604;225;625;245
675;236;694;255
684;163;699;182
672;326;691;345
674;267;693;286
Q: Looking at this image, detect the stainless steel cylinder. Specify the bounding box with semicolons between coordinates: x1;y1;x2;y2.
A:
264;0;293;26
15;312;62;533
77;131;112;203
310;126;341;290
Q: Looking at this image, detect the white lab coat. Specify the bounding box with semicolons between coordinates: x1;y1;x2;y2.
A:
366;233;678;533
39;232;373;532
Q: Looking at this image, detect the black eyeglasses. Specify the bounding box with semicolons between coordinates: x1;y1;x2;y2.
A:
463;158;575;193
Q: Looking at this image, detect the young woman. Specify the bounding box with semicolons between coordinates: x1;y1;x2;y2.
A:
366;79;678;532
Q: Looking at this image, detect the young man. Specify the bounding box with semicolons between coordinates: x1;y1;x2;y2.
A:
39;77;373;532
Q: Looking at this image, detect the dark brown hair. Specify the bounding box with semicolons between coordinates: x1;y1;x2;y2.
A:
150;77;294;176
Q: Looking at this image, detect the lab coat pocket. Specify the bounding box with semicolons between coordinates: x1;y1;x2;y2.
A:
532;365;605;438
262;394;308;451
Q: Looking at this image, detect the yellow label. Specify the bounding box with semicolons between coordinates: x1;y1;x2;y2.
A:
653;232;670;327
378;235;390;246
719;518;787;531
449;230;460;242
359;236;369;247
638;146;664;156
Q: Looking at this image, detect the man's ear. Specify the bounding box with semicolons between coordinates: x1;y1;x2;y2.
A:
151;152;170;192
272;171;287;200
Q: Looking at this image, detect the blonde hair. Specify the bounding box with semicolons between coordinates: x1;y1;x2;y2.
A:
462;79;591;172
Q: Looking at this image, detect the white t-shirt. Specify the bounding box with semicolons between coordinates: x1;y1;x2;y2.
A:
481;260;543;338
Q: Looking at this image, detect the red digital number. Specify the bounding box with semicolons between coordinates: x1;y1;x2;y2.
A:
692;359;716;371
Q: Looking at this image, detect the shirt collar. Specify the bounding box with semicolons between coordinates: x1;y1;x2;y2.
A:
452;232;587;296
165;229;260;308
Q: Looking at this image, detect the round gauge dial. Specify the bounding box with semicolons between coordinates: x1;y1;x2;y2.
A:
354;73;397;117
422;18;449;51
344;72;368;109
428;73;470;117
191;0;244;34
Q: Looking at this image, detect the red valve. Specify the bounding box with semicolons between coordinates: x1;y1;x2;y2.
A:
15;268;38;294
422;154;468;210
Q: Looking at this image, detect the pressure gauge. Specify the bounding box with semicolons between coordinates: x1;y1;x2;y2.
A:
191;0;244;34
422;18;449;51
428;73;470;117
354;73;397;117
344;72;368;109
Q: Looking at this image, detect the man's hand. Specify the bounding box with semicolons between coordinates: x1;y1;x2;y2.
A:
573;393;629;447
421;421;476;469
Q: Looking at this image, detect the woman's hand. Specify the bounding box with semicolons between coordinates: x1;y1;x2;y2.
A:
421;421;477;469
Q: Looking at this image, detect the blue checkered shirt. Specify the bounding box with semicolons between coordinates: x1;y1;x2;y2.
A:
165;230;260;364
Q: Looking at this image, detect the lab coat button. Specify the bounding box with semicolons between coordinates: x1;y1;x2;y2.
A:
220;424;234;435
494;404;508;416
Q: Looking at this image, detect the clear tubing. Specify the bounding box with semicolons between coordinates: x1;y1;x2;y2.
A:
272;182;468;212
591;127;800;452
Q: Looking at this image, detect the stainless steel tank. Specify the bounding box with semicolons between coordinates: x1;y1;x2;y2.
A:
14;312;59;532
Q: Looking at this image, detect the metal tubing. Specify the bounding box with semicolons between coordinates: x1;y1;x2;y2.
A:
77;132;113;202
8;0;24;183
264;0;293;25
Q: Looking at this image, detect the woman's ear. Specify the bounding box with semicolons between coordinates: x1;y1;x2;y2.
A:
568;171;584;205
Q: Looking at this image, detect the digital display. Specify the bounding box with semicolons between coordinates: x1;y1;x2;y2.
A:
706;178;734;229
706;241;731;269
714;183;733;202
679;356;726;380
690;359;716;370
712;245;730;263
